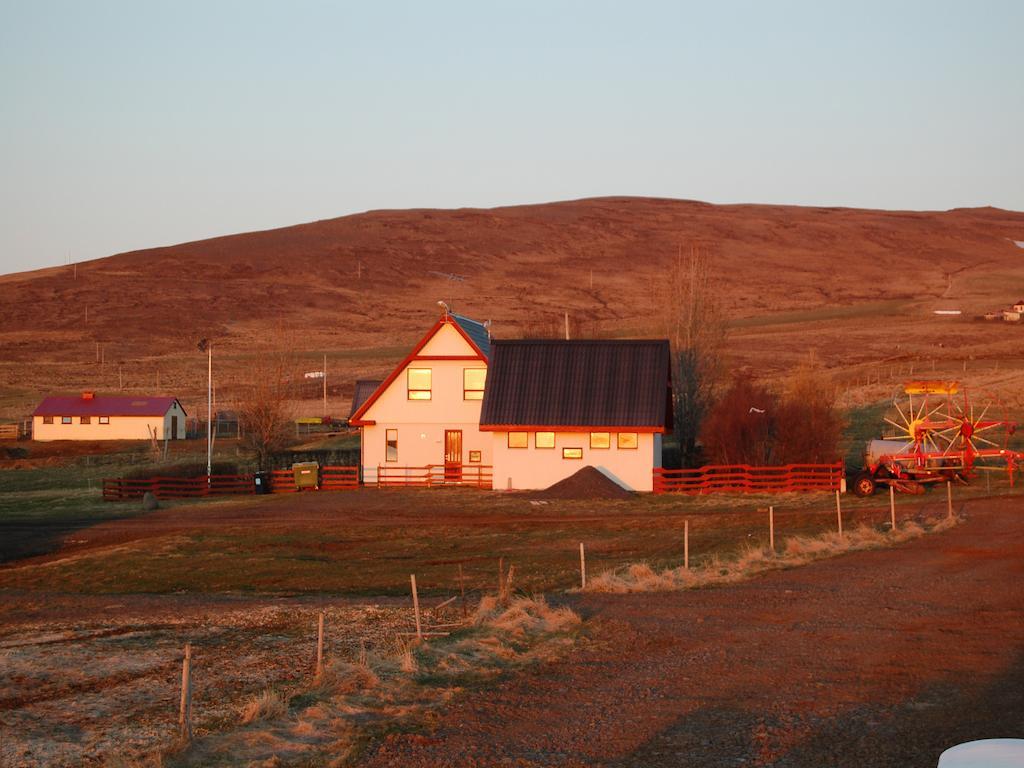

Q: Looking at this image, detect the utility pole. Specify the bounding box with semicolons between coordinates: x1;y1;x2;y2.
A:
323;354;327;416
207;344;212;479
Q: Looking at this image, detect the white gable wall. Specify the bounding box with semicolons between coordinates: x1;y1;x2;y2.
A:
360;322;490;483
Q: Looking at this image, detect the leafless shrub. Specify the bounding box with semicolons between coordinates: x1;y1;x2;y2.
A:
701;374;778;464
235;344;300;470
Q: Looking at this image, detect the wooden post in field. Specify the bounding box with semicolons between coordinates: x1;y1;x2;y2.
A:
684;519;690;570
889;484;897;530
835;490;843;536
410;574;422;641
497;557;504;599
579;542;586;588
458;564;467;619
946;481;953;520
768;506;775;552
315;611;325;679
178;643;192;741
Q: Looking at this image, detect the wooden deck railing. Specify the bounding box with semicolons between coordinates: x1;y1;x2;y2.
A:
376;464;493;489
653;462;844;495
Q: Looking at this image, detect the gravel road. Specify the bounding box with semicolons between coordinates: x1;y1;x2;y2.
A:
360;497;1024;767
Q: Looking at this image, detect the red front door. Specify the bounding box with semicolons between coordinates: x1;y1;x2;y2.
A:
444;430;463;482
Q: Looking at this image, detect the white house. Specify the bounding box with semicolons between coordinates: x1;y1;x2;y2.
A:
349;311;492;484
479;339;672;492
351;311;673;492
32;393;187;441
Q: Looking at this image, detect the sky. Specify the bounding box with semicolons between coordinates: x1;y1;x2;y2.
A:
1;0;1022;275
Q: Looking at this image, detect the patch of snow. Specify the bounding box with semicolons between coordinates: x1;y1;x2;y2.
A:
1010;239;1024;249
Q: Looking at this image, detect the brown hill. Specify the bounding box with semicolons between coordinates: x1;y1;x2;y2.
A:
2;196;1024;420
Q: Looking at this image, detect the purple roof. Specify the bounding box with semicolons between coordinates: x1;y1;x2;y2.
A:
34;396;184;417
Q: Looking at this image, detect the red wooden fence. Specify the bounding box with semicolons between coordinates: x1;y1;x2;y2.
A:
103;466;360;501
376;464;493;489
653;462;844;495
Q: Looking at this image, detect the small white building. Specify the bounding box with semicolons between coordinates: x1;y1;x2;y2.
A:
32;393;187;441
480;339;672;492
349;312;492;484
1002;309;1021;322
1012;300;1024;313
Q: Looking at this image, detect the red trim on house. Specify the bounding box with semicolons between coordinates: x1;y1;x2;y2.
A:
349;315;488;426
480;424;665;433
413;355;485;361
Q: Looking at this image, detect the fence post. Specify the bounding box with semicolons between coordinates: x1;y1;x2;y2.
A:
835;490;843;536
684;519;690;570
315;611;325;679
458;564;467;619
946;481;953;520
178;643;192;741
579;542;587;589
410;574;422;641
769;506;775;552
889;484;897;530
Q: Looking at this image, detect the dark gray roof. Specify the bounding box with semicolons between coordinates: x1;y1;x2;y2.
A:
451;313;491;358
348;379;382;420
480;339;672;429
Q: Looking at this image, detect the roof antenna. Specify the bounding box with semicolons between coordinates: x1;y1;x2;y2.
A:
484;319;492;341
437;300;449;318
564;311;570;340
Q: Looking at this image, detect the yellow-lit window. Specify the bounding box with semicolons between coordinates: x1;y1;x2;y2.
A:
563;447;583;460
407;368;431;400
386;429;398;461
61;416;72;425
508;431;528;449
535;431;555;449
463;368;486;400
99;416;110;425
42;416;53;424
617;432;638;449
590;432;611;449
468;450;482;463
80;416;91;424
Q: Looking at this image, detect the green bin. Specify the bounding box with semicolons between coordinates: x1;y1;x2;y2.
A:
292;462;320;490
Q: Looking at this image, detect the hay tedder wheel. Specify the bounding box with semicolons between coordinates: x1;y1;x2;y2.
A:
852;472;876;497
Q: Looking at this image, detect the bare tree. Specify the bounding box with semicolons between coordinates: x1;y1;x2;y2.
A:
773;355;845;464
701;374;777;465
236;348;299;470
664;243;725;466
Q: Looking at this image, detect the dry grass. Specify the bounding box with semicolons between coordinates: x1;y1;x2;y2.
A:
162;593;580;767
586;516;960;593
240;688;288;724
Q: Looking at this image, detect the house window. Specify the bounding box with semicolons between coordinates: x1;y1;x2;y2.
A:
463;368;486;400
42;416;53;424
61;416;72;425
590;432;611;449
563;447;583;460
80;416;91;425
99;416;110;425
617;432;638;449
386;429;398;461
535;431;555;449
407;368;431;400
507;431;528;449
468;450;482;463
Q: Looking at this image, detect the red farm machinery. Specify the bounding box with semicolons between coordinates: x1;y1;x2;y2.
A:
852;380;1021;496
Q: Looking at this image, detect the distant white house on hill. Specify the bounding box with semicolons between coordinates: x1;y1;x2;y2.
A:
32;393;187;441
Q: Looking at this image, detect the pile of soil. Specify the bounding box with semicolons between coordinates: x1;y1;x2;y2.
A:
528;466;633;500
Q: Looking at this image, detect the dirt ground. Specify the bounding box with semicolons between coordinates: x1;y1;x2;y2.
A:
0;492;1021;766
357;496;1024;768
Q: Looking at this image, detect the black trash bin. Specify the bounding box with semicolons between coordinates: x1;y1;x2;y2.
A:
254;471;271;495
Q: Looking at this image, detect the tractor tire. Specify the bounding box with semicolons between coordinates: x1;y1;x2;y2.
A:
852;472;876;497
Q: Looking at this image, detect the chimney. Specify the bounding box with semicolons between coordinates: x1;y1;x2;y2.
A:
82;391;95;400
